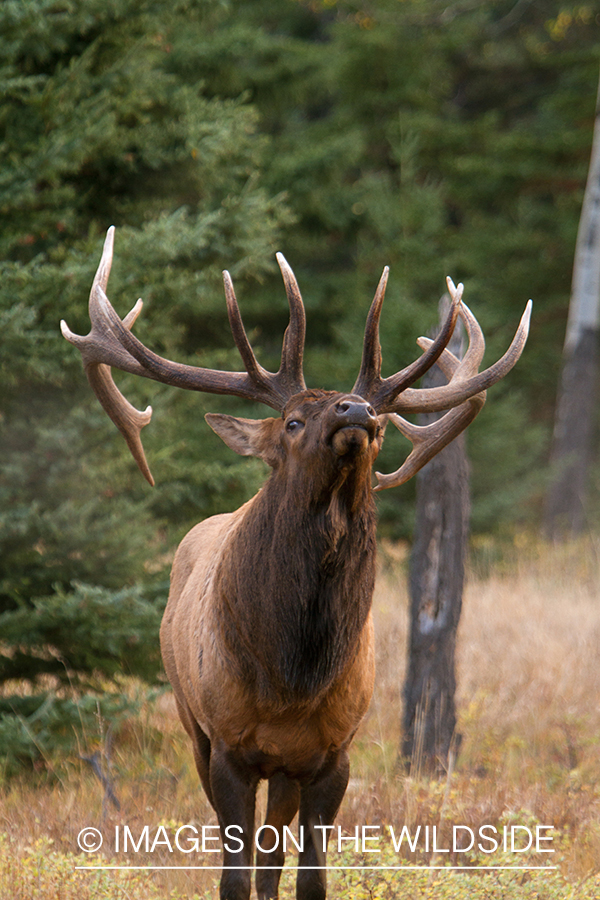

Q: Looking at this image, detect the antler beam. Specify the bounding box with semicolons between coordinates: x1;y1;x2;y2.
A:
61;227;307;484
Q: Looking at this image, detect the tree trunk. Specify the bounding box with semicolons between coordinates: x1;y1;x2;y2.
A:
401;305;470;776
544;70;600;539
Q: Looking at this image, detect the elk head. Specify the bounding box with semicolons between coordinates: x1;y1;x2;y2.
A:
61;227;531;489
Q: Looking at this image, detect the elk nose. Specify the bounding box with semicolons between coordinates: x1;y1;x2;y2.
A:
334;398;378;429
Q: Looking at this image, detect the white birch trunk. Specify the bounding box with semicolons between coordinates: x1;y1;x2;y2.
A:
544;71;600;537
564;77;600;351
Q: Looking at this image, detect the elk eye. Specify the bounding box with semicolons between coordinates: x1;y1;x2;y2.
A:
285;419;304;433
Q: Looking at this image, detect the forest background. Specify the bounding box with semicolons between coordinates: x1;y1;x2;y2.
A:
1;0;599;773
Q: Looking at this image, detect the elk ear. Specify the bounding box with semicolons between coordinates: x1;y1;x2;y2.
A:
205;414;283;467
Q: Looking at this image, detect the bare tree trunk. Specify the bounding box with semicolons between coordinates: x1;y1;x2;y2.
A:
544;70;600;539
401;305;470;775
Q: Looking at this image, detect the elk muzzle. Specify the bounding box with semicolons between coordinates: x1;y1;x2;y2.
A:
328;396;379;457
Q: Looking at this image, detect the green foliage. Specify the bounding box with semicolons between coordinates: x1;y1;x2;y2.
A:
0;692;135;778
0;582;163;686
289;832;599;899
322;855;599;900
0;834;188;900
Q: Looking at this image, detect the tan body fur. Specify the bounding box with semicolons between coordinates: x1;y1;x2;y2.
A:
161;498;375;780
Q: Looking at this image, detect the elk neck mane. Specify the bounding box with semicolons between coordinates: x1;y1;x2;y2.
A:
214;456;379;705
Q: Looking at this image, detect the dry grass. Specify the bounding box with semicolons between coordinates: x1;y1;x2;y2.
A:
1;537;600;897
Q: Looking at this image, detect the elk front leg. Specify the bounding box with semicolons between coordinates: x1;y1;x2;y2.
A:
296;749;350;900
173;695;214;805
209;743;259;900
255;771;301;900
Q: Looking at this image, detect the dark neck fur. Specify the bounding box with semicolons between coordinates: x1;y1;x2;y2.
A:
216;467;378;703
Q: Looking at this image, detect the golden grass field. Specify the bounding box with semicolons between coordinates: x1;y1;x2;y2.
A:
1;537;599;899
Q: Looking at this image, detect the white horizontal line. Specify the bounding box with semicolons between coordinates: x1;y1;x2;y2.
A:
76;865;558;871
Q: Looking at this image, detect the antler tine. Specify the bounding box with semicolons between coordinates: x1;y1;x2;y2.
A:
374;397;485;491
373;301;485;490
373;289;532;491
61;227;155;485
352;266;389;399
390;298;532;414
443;290;486;378
61;228;148;373
92;224;113;294
223;270;266;383
353;272;462;412
376;286;461;410
276;253;307;394
84;350;155;486
222;255;307;401
222;261;306;406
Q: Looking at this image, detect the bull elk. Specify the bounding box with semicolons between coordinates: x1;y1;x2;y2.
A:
61;227;530;900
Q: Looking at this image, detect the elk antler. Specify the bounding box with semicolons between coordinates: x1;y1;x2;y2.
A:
370;278;532;490
60;229;155;483
61;227;307;484
63;230;530;489
352;268;462;409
